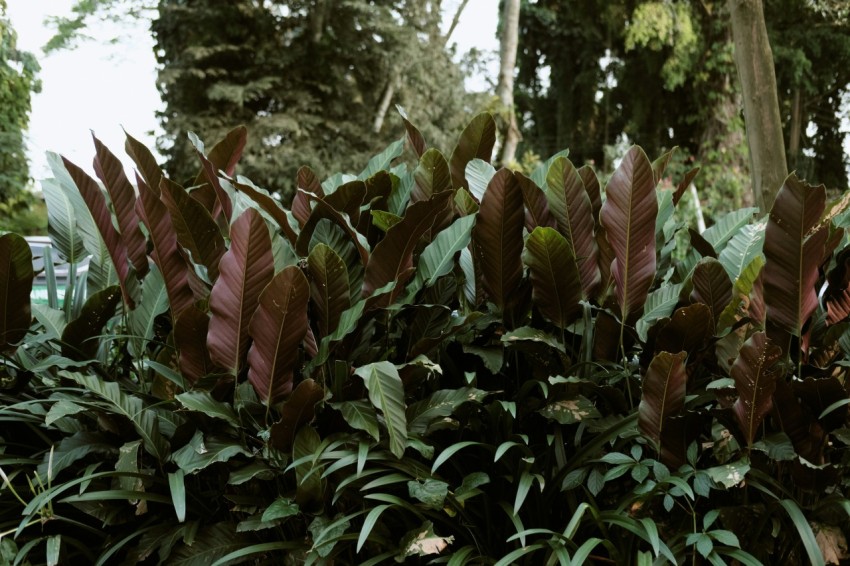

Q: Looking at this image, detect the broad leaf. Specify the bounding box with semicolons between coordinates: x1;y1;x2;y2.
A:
208;209;275;374
636;283;683;342
359;138;404;180
731;332;782;445
465;159;496;202
296;198;370;267
136;176;196;317
128;265;169;357
577;165;602;220
702;208;760;251
160;178;226;281
174;305;214;384
171;430;249;474
191;128;247;221
639;351;688;465
333;400;380;441
546;156;600;297
449;113;496;189
176;391;239;427
61;286;121;361
355;361;408;459
473;169;524;313
246;266;310;406
0;234;33;352
269;379;325;451
41;178;88;267
412;214;476;291
67;370;169;461
690;258;733;332
292;166;324;228
231;180;298;245
654;304;713;355
362;192;452;305
407;387;488;435
63;156;134;308
92;133;149;276
824;248;850;325
168;522;251;566
412;149;452;203
516;172;555;232
718;222;766;283
124;130;163;194
599;146;657;317
522;227;582;328
324;180;367;226
397;105;427;158
308;244;350;338
764;175;826;336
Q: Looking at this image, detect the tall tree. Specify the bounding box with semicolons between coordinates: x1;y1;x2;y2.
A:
496;0;521;166
0;0;40;201
728;0;787;212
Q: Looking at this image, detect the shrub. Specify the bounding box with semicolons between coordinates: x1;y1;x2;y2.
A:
0;114;849;565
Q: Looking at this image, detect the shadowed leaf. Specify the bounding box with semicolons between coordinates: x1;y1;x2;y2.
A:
160;178;226;283
269;379;325;451
473;169;524;312
308;244;350;338
450;113;496;190
690;258;733;332
296;198;370;268
772;379;827;463
824;248;850;325
61;286;121;360
247;266;310;406
654;304;713;355
523;227;582;328
516;172;555;232
362;192;452;305
292;166;324;228
639;351;688;465
136;176;195;317
731;332;782;445
0;234;33;352
763;175;826;336
230;180;298;246
208;209;274;374
174;305;214;385
577;165;602;220
92;133;149;276
324;181;367;227
599;146;657;317
124;130;163;194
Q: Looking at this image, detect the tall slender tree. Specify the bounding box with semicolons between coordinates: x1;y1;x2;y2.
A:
496;0;521;166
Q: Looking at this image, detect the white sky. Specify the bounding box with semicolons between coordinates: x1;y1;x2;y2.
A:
6;0;500;183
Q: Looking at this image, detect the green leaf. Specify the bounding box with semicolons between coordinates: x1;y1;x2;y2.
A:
41;178;88;267
407;387;488;435
539;396;601;424
778;499;825;566
170;431;249;474
397;520;454;560
355;362;408;459
360;138;404;180
332;401;380;442
38;431;115;479
261;498;299;522
413;214;477;291
702;208;759;251
357;504;391;553
413;148;452;203
65;371;169;461
636;283;683;342
465;158;496;202
705;458;750;488
408;479;449;509
128;266;169;358
169;470;186;522
431;441;484;474
450;113;496;190
717;222;765;283
523;227;582;328
176;391;239;427
169;522;251;566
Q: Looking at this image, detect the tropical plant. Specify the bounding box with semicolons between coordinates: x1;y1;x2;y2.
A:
0;112;849;565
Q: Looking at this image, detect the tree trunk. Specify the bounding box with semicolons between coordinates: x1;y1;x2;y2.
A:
727;0;788;213
496;0;521;166
373;68;401;133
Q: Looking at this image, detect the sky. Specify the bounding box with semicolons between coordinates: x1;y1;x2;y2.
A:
6;0;499;183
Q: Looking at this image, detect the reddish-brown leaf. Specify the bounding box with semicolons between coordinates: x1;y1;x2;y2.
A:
192;128;245;222
545;156;600;298
124;130;163;195
522;227;582;328
324;180;367;226
599;146;658;318
688;229;718;260
794;376;848;433
772;378;827;463
136;175;196;317
308;244;350;338
577;165;602;221
230;179;298;246
472;169;524;313
62;286;122;361
160;178;226;283
690;258;733;332
92;133;149;276
763;175;826;335
824;248;850;325
292;166;324;228
516;172;556;233
247;266;310;406
295;198;370;267
399;110;427;159
174;305;214;385
673;167;700;206
731;331;783;445
654;304;713;355
639;351;688;464
0;234;32;353
207;209;275;374
63;156;134;309
362;191;452;304
269;378;325;451
449;113;496;190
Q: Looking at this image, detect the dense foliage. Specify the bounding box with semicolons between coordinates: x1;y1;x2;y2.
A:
0;0;40;202
1;113;850;564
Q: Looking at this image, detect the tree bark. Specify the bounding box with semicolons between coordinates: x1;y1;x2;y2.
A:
727;0;788;213
373;68;401;133
496;0;521;166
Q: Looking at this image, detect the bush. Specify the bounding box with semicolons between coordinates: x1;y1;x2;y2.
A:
0;113;849;565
